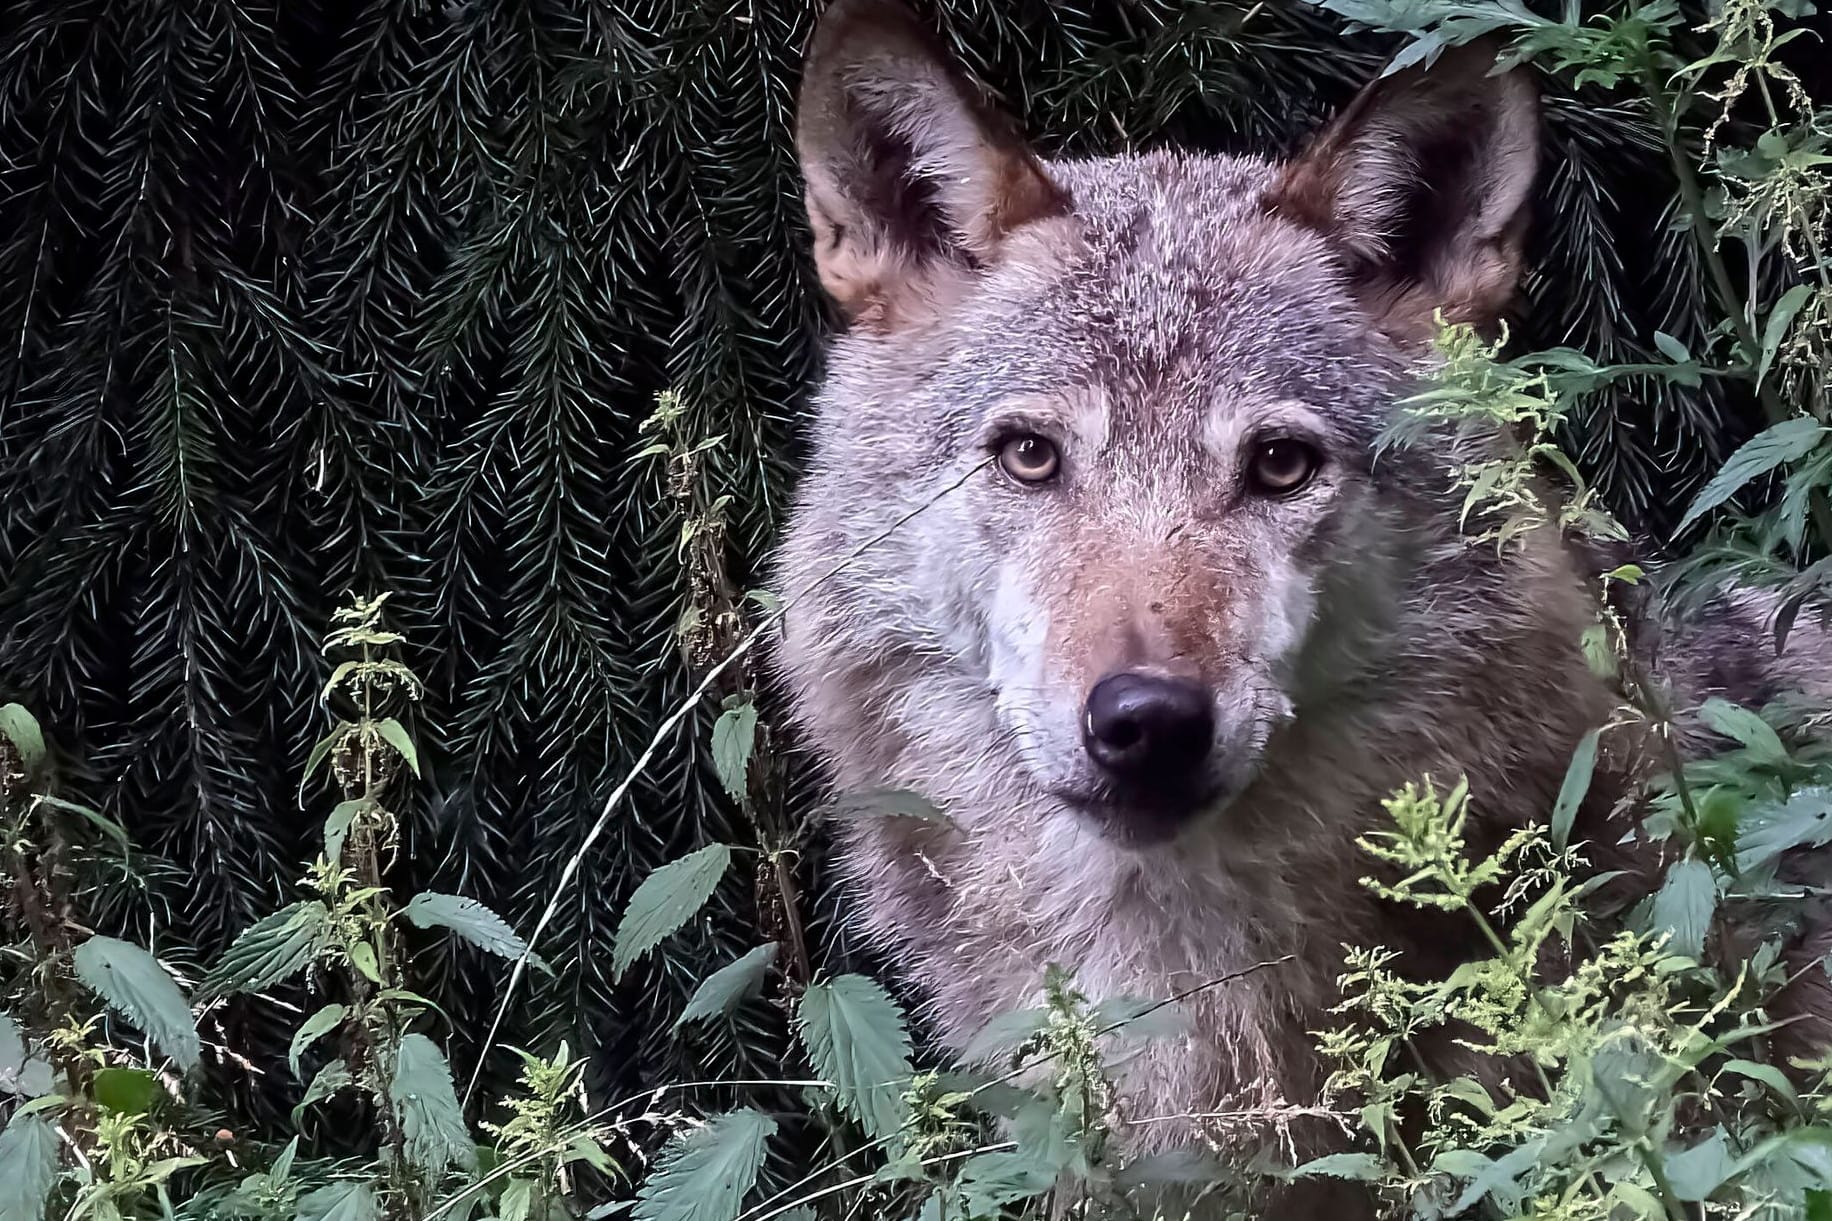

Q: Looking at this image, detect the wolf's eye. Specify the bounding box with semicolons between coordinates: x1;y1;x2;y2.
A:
1246;438;1320;495
998;434;1060;484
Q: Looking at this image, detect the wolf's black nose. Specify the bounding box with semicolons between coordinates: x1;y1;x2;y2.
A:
1081;672;1214;784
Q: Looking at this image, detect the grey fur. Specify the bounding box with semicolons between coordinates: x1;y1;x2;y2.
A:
765;0;1832;1194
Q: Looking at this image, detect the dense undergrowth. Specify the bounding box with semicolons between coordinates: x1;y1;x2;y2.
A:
6;1;1832;1220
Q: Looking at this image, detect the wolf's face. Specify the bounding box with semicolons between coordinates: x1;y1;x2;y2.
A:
775;0;1540;847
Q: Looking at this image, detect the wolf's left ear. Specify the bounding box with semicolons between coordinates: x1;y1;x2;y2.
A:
795;0;1070;328
1266;40;1540;345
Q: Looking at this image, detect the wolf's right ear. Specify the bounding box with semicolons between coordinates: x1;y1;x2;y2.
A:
795;0;1070;329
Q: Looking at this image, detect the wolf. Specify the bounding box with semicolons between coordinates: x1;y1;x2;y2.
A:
764;0;1832;1195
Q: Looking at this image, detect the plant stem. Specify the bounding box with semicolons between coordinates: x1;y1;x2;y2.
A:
1642;63;1832;549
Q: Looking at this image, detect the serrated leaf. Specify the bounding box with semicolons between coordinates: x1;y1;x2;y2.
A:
324;800;369;863
206;902;331;998
1677;416;1824;534
289;1004;347;1079
955;1151;1057;1213
710;701;757;802
390;1033;476;1176
295;1182;381;1221
1665;1128;1733;1202
0;1113;58;1221
1648;858;1717;960
1551;728;1601;850
1757;284;1816;388
612;843;731;982
631;1109;775;1221
73;936;199;1072
293;1059;353;1125
93;1067;160;1115
826;788;950;824
1288;1151;1387;1181
0;704;46;782
674;943;777;1032
797;973;913;1140
401;892;540;967
373;718;420;777
959;1007;1049;1064
1736;786;1832;873
1699;698;1791;768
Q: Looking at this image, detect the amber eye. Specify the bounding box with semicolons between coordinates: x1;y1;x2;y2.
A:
998;434;1061;484
1246;437;1321;495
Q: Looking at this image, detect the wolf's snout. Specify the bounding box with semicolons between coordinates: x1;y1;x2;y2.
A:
1081;671;1214;788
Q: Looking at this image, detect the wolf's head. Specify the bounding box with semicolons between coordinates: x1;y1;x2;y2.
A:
772;0;1542;848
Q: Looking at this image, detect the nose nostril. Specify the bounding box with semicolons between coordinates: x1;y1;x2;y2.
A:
1081;671;1215;785
1102;717;1142;751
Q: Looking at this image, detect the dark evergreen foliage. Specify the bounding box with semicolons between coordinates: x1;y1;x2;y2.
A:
0;0;1784;1134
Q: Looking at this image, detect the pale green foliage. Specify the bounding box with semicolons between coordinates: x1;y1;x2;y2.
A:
611;843;733;983
631;1111;775;1221
797;973;917;1142
1310;770;1832;1221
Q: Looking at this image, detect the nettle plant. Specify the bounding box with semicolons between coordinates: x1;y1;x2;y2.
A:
0;597;620;1221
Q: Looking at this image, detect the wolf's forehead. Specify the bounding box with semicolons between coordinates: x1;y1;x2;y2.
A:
1017;151;1364;398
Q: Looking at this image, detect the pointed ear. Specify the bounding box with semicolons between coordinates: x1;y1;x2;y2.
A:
795;0;1070;328
1266;40;1541;346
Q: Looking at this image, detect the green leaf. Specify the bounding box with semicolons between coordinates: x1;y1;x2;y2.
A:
324;799;369;863
1665;1128;1733;1202
1736;786;1832;872
401;892;541;967
30;796;130;856
1652;330;1691;364
1722;1058;1801;1112
1757;284;1816;388
796;973;913;1140
1809;1188;1832;1221
390;1033;476;1176
300;724;352;793
1676;416;1824;534
0;704;46;782
0;1113;58;1221
1288;1152;1388;1181
1551;728;1601;850
631;1109;775;1221
289;1003;347;1079
959;1007;1049;1064
1580;623;1618;679
205;902;331;998
293;1059;353;1126
349;941;382;983
0;1013;47;1098
1648;858;1717;960
612;843;732;982
374;718;420;777
295;1182;381;1221
710;701;757;802
72;936;200;1072
674;943;778;1032
826;788;950;824
92;1067;160;1115
955;1151;1057;1213
1699;698;1790;768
